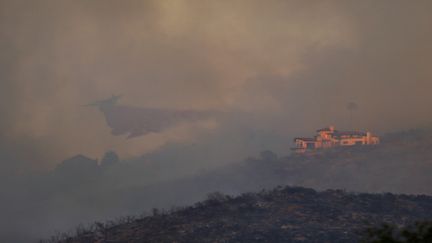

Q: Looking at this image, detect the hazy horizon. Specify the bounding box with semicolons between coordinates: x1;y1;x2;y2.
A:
1;1;432;241
1;0;432;175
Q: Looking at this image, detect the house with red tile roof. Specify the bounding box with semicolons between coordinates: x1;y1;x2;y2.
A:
292;126;379;153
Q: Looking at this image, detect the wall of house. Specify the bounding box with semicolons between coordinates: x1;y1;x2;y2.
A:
293;127;379;153
339;138;365;146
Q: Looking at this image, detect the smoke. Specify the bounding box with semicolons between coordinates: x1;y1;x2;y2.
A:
95;102;218;138
1;0;432;172
1;1;432;241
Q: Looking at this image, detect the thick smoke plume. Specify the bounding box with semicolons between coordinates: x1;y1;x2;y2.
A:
1;0;432;172
1;0;432;241
86;95;219;138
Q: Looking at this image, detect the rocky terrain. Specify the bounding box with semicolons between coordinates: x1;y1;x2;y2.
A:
45;186;432;243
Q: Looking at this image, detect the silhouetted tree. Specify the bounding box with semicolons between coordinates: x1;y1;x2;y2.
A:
205;191;229;205
101;150;119;167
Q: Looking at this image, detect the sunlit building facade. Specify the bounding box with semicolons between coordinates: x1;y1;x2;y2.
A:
292;126;379;153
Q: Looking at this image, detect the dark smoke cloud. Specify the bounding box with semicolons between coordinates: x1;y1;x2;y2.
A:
100;104;219;139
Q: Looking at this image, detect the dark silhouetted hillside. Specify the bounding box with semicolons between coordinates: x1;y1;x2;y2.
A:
45;186;432;243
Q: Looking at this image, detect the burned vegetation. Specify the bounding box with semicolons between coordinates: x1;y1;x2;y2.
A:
44;186;432;243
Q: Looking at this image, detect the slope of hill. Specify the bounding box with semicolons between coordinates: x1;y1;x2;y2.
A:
108;128;432;216
47;186;432;243
6;128;432;242
215;128;432;195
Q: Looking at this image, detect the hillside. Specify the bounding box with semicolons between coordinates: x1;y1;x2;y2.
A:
47;186;432;243
6;129;432;242
109;129;432;215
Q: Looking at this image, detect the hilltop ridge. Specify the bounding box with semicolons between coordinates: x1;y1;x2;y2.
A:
46;186;432;243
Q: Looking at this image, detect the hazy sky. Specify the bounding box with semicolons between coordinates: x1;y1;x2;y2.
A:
1;0;432;173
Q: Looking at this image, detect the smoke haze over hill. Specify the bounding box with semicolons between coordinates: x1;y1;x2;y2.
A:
1;1;432;241
1;0;432;173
